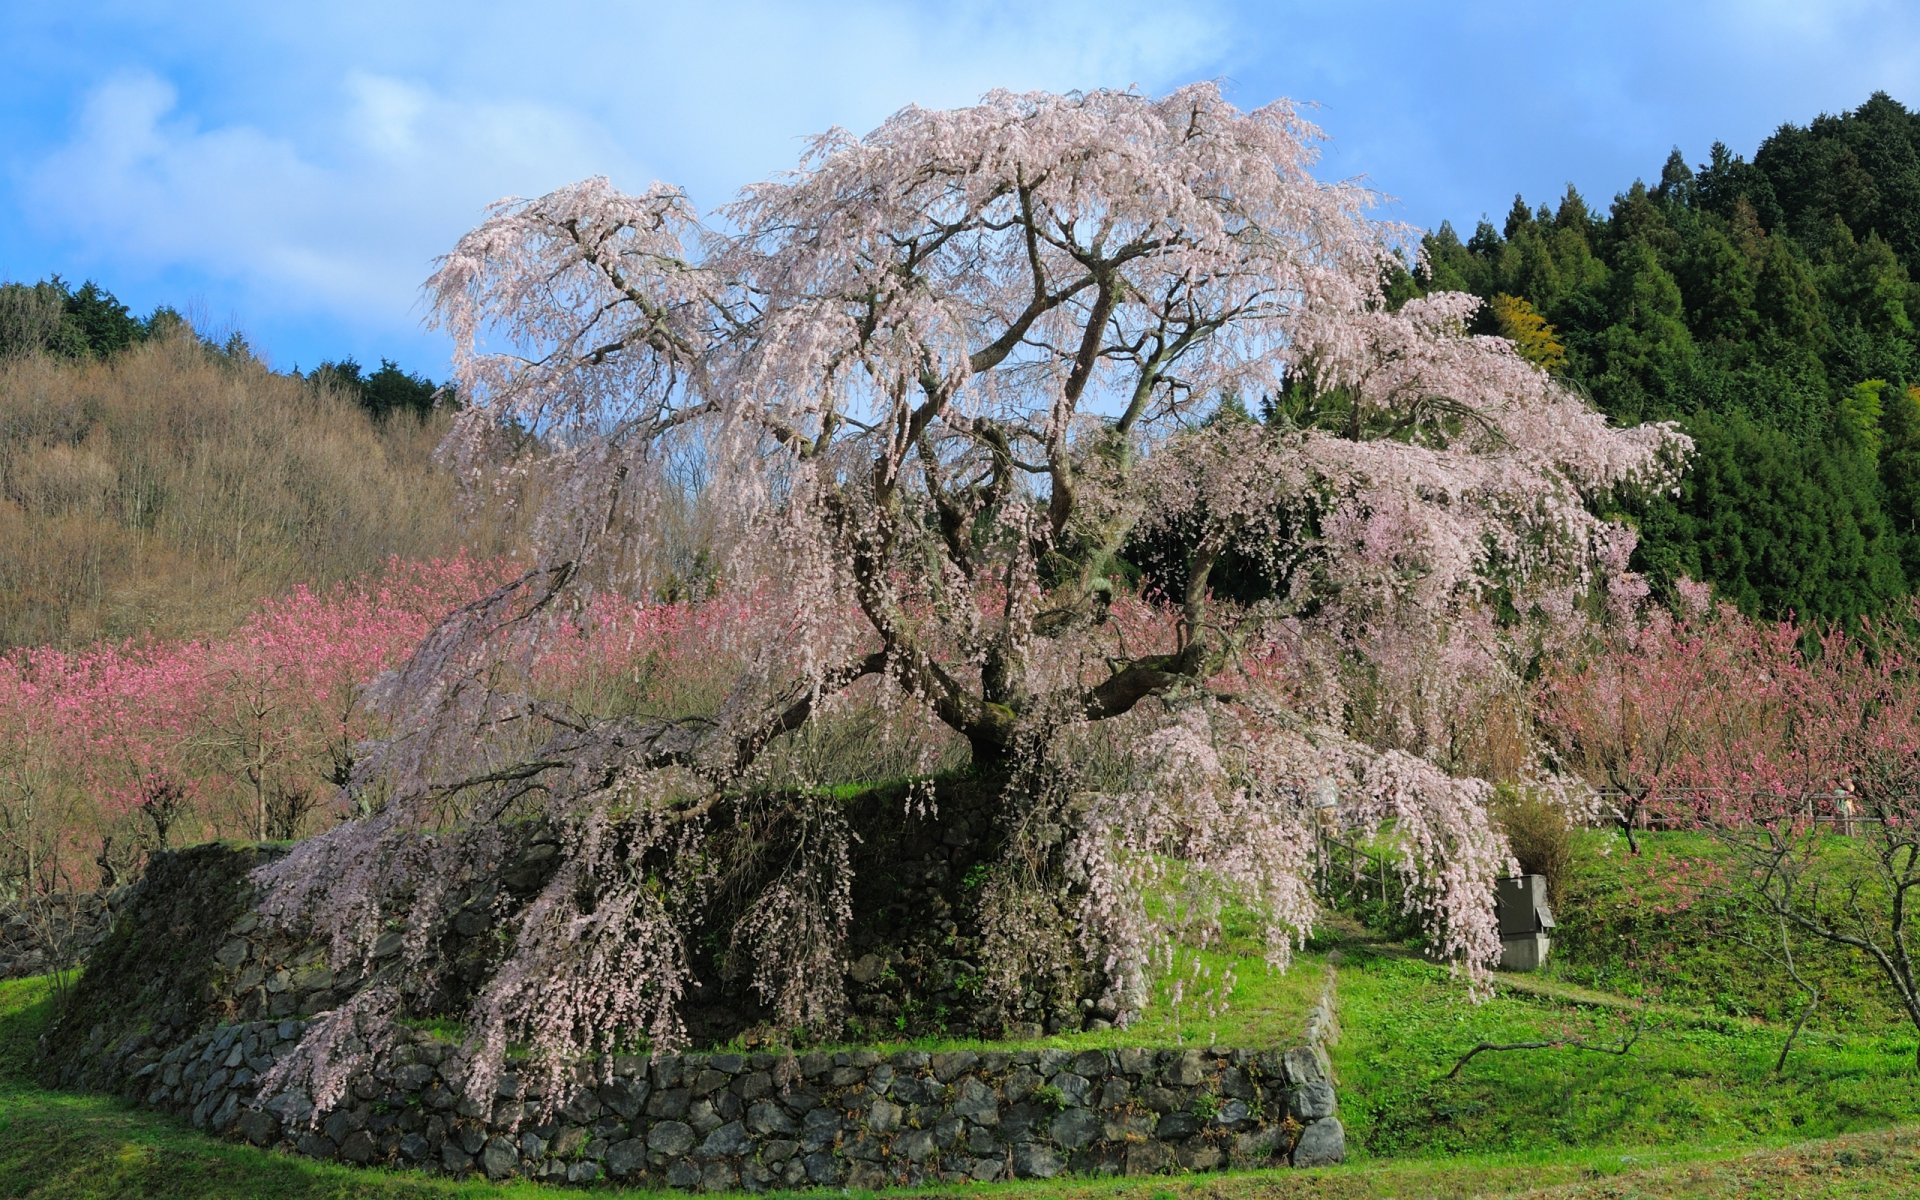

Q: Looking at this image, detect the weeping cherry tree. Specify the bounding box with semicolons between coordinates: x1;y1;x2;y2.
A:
253;84;1688;1113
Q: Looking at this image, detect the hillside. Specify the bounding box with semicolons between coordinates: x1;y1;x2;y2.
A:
0;325;522;650
1419;91;1920;623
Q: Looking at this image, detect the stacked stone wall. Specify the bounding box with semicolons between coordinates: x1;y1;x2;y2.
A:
46;842;1344;1189
130;1020;1344;1188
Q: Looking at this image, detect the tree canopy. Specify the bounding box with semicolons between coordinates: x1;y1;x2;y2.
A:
251;84;1685;1114
1419;91;1920;623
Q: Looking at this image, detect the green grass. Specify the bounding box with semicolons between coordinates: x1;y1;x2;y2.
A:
1332;942;1920;1161
6;967;1920;1199
10;825;1920;1198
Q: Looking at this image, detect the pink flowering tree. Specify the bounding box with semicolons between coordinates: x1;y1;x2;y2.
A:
253;84;1688;1112
1667;607;1920;1061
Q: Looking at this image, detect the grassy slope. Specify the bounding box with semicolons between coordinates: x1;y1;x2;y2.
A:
7;828;1920;1197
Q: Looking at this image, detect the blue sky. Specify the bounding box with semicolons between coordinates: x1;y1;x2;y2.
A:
5;1;1919;381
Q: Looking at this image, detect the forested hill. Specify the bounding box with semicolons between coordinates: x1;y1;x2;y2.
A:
1419;90;1920;624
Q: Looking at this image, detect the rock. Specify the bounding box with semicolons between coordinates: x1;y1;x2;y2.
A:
1291;1081;1337;1121
1284;1044;1330;1087
1176;1142;1224;1171
896;1129;937;1161
762;1138;798;1163
295;1133;338;1161
1292;1116;1345;1167
605;1137;649;1178
647;1087;690;1119
699;1120;753;1157
600;1076;649;1120
746;1100;795;1136
930;1050;978;1082
1049;1071;1091;1106
1164;1049;1208;1086
952;1076;999;1124
339;1130;378;1165
479;1136;518;1179
649;1120;696;1156
803;1151;841;1185
1013;1142;1063;1178
1048;1107;1102;1149
1155;1111;1202;1139
234;1108;278;1146
867;1098;904;1133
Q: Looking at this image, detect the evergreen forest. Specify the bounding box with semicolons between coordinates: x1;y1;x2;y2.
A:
1415;91;1920;623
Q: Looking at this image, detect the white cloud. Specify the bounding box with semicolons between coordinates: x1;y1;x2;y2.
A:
19;1;1230;354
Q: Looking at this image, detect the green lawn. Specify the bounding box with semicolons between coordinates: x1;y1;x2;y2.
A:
9;827;1920;1198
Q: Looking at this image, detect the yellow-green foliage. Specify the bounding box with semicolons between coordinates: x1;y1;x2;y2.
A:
1489;293;1567;375
0;332;525;649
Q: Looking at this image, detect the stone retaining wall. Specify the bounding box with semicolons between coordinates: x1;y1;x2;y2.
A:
136;1017;1343;1189
48;843;1345;1190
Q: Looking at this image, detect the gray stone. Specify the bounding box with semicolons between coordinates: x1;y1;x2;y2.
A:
735;1070;772;1101
392;1063;434;1090
1164;1049;1208;1086
605;1137;648;1178
1284;1043;1330;1087
663;1160;700;1188
479;1136;518;1180
1049;1071;1092;1106
896;1129;937;1161
700;1161;738;1192
1069;1050;1108;1078
803;1151;841;1185
1155;1111;1202;1139
234;1108;278;1146
339;1130;377;1165
649;1119;696;1156
1177;1142;1224;1171
1291;1080;1337;1121
398;1132;431;1162
296;1133;338;1161
647;1087;690;1119
969;1157;1006;1182
567;1161;603;1184
692;1068;729;1097
762;1138;798;1163
699;1120;752;1157
1013;1142;1064;1178
930;1050;978;1082
322;1108;364;1144
746;1099;795;1136
600;1076;649;1120
1292;1116;1344;1166
867;1097;904;1133
951;1076;998;1124
1125;1140;1175;1176
1048;1107;1102;1149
